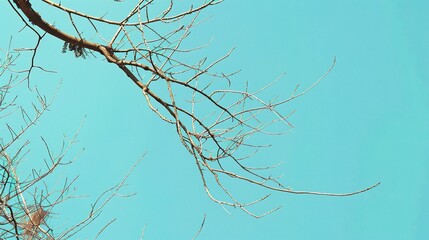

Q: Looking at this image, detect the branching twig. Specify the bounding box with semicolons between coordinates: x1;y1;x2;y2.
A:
7;0;380;219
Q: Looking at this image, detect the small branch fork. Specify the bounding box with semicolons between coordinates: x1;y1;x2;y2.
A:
9;0;380;218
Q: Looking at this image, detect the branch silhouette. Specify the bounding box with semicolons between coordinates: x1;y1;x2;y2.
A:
8;0;380;218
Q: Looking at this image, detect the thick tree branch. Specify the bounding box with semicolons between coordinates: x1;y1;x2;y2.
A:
9;0;380;218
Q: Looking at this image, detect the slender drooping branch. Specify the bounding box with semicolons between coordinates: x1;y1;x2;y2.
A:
9;0;380;217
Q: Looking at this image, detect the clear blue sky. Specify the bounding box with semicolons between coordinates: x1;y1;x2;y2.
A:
2;1;429;239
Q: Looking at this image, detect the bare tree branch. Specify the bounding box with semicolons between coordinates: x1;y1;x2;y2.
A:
0;45;142;239
7;0;380;219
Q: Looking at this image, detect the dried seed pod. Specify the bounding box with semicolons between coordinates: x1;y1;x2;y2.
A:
62;42;68;53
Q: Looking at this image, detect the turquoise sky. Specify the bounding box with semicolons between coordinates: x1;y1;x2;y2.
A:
2;1;429;239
